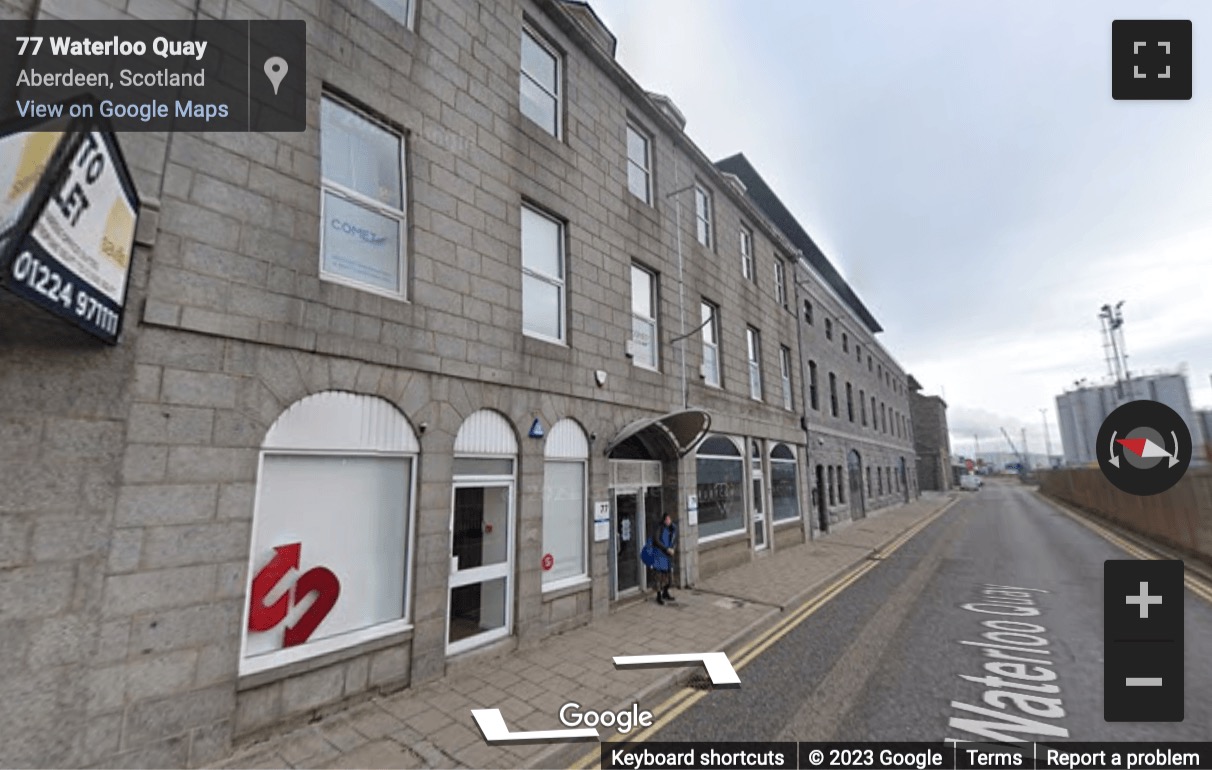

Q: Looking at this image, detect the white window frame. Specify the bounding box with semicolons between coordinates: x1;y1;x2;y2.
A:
241;392;419;676
774;259;787;308
740;226;754;281
319;96;408;301
521;205;566;344
696;435;747;543
780;345;793;410
694;184;713;248
521;25;562;138
747;327;762;401
542;419;591;592
630;264;659;370
366;0;415;28
701;300;721;388
625;123;652;204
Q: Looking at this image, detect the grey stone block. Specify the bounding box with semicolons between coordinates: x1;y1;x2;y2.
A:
140;521;250;570
0;564;74;619
101;565;216;616
31;516;107;562
234;682;281;734
161;370;241;409
121;684;235;750
281;663;345;713
129;602;240;656
165;447;257;483
115;484;218;527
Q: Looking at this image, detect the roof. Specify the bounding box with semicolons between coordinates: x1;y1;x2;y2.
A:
714;153;883;334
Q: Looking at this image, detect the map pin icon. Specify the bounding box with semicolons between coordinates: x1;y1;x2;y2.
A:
264;56;288;95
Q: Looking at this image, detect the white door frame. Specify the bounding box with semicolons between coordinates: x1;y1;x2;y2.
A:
446;477;515;656
611;486;647;598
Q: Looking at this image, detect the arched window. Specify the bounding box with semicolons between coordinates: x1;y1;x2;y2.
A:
696;435;744;540
770;444;799;522
243;392;418;675
543;419;589;589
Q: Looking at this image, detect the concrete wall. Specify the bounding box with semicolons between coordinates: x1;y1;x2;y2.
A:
1039;468;1212;564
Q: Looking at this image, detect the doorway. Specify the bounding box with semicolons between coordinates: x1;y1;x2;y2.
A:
815;463;827;533
610;460;663;598
448;480;514;655
848;449;865;519
751;441;767;551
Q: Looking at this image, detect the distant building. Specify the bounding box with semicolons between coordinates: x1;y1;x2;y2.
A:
1197;410;1212;464
1055;373;1201;466
908;376;951;490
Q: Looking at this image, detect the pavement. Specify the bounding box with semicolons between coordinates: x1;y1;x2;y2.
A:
216;491;960;769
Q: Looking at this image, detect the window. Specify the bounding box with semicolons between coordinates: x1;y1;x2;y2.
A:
626;123;651;203
866;467;872;496
871;396;877;431
809;361;819;411
829;372;838;417
694;185;713;248
774;259;787;308
543;420;589;590
522;206;565;343
837;465;845;504
856;344;862;363
827;466;836;506
842;332;848;353
367;0;414;27
846;382;854;422
700;301;720;387
881;402;887;432
770;445;799;522
878;467;883;495
780;346;793;410
825;319;833;340
860;389;867;426
868;355;873;372
520;26;561;137
243;393;418;675
803;299;813;324
320;97;406;299
630;264;658;369
740;227;754;281
697;436;745;539
746;327;762;400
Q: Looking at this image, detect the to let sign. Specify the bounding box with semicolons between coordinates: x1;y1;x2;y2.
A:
1;127;139;343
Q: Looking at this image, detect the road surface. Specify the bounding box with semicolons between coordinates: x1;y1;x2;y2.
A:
648;480;1212;744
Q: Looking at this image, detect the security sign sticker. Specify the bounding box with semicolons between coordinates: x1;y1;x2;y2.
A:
1097;399;1191;495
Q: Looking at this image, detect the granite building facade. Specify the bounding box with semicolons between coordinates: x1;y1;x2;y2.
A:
0;0;919;765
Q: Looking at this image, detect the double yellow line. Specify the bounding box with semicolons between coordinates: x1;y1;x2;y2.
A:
568;499;959;769
1047;496;1212;606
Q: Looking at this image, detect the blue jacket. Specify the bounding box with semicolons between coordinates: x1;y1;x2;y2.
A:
652;522;677;573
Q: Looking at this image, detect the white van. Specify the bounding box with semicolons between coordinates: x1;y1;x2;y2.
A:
960;474;982;491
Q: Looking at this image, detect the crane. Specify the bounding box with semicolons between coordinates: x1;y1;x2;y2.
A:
1000;427;1027;474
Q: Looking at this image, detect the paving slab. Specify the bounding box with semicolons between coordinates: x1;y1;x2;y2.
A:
215;493;958;769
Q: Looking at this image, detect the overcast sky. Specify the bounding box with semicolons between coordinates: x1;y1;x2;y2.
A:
588;0;1212;458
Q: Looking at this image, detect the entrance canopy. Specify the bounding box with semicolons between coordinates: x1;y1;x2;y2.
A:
605;409;711;458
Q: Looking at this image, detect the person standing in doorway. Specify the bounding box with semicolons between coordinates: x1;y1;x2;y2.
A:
652;513;678;605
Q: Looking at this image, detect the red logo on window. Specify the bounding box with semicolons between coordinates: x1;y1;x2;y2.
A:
248;542;341;647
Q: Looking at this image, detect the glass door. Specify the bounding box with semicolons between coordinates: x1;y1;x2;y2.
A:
752;441;767;551
448;482;513;655
614;490;642;595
